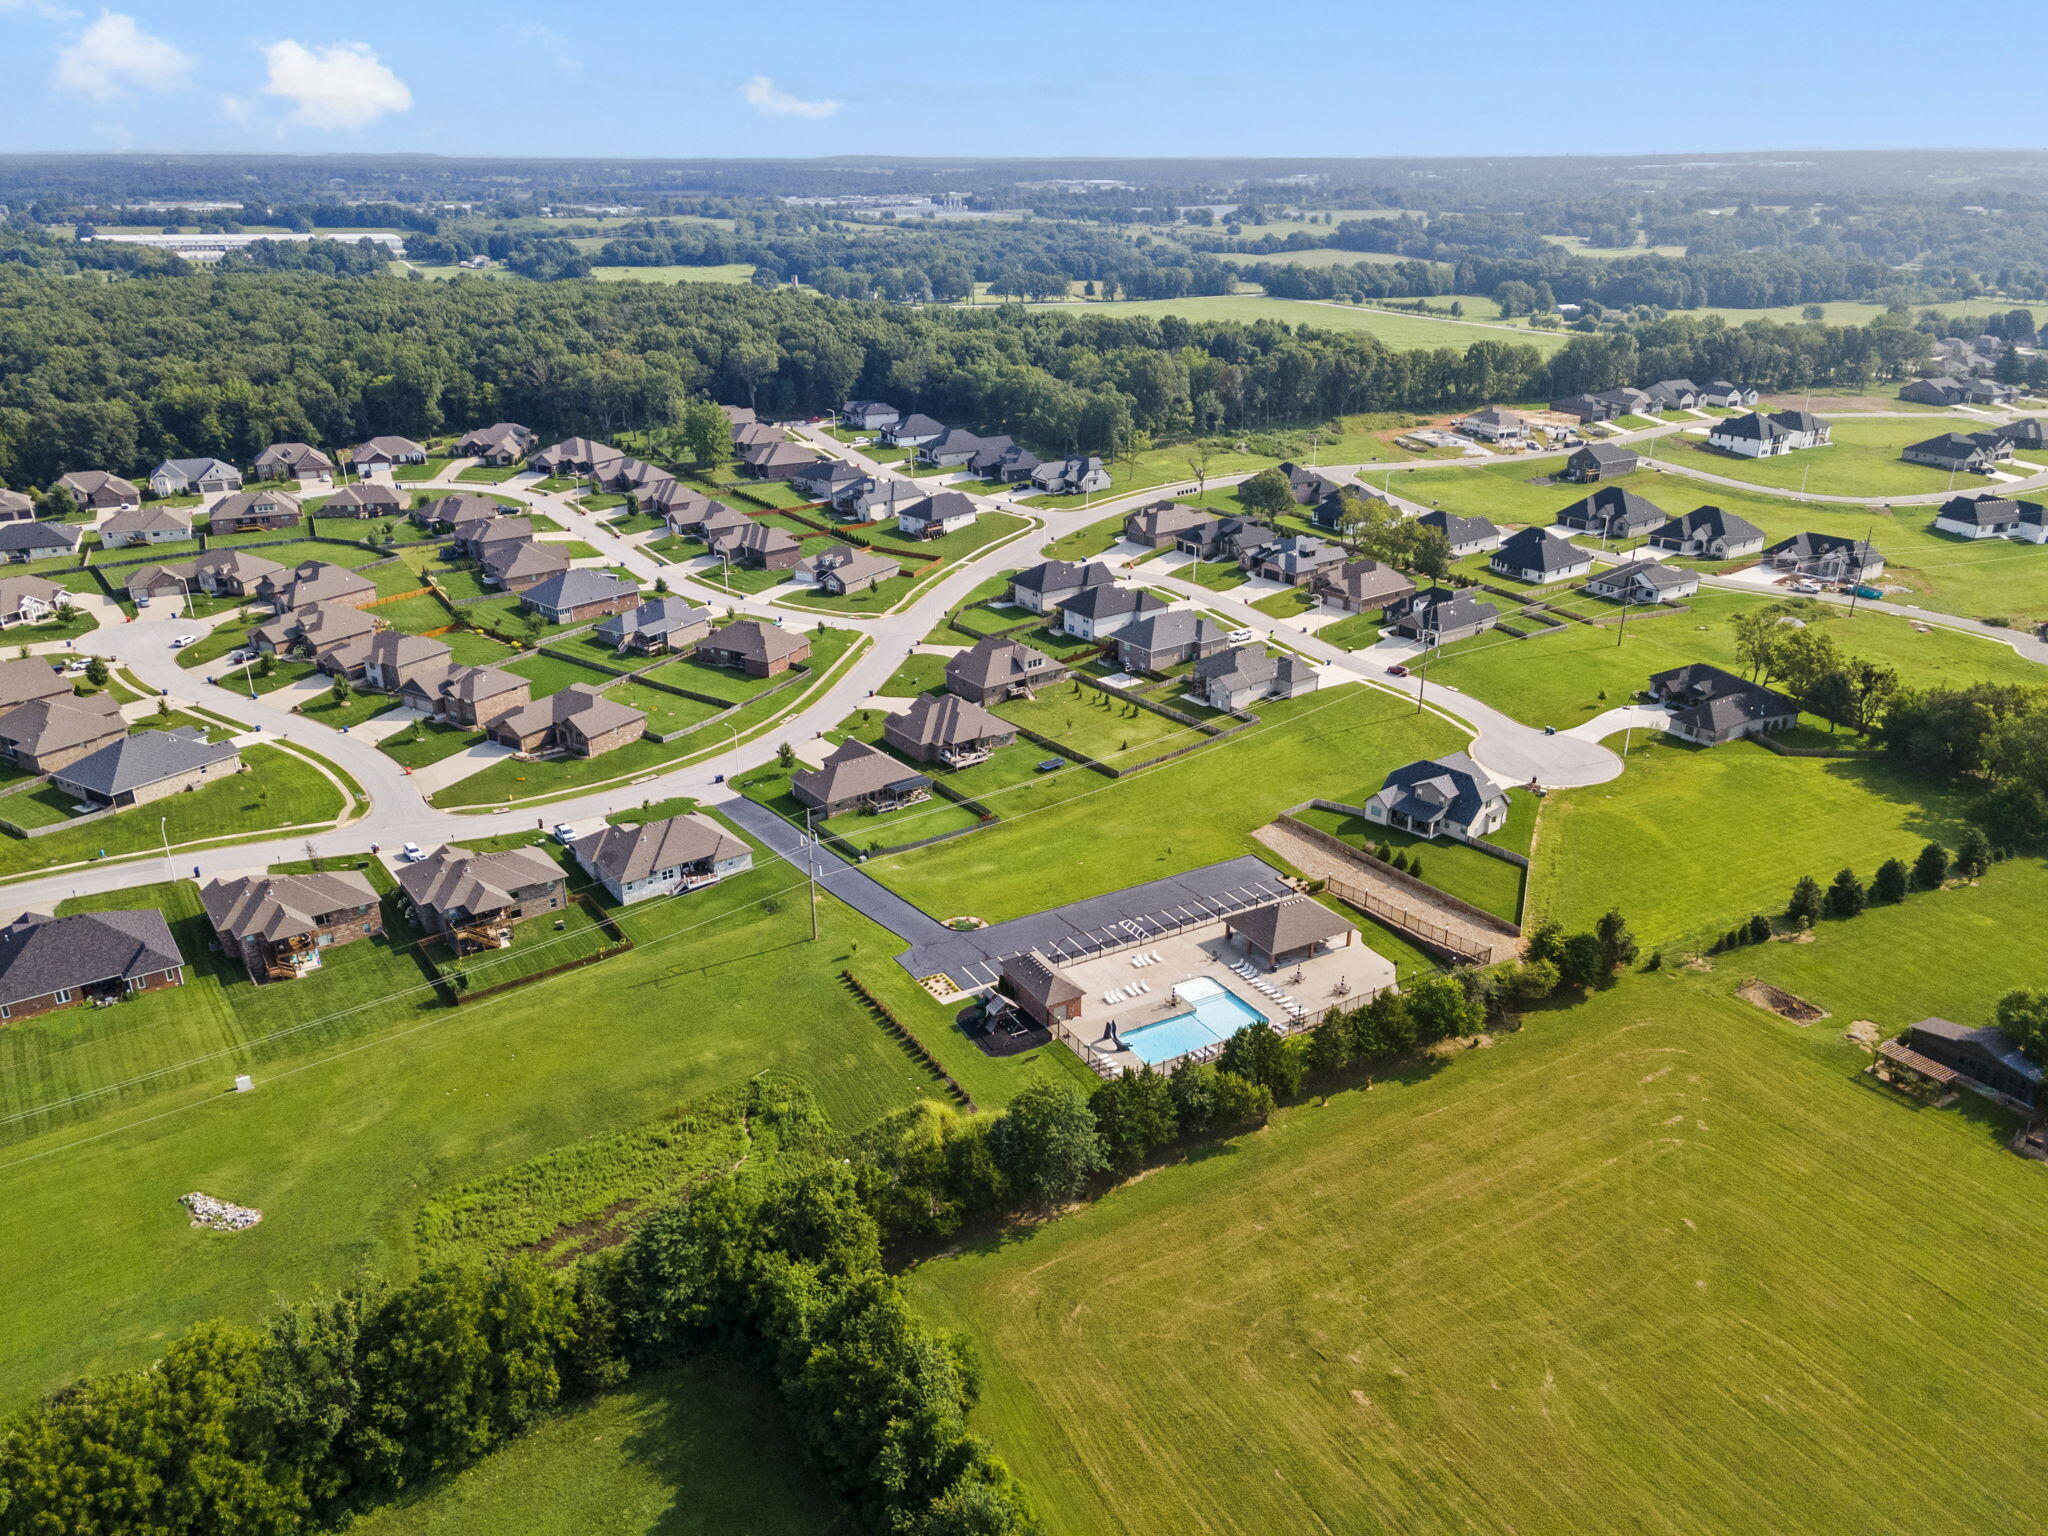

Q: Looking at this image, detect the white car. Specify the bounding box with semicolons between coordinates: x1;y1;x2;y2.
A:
1227;627;1256;645
552;823;580;844
400;842;425;862
1791;580;1822;595
171;634;197;648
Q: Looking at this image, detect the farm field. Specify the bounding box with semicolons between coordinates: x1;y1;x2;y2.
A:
1645;417;1994;497
1017;294;1570;354
862;684;1466;923
345;1361;851;1536
911;961;2048;1536
1416;587;2043;728
1526;735;1976;948
587;263;757;284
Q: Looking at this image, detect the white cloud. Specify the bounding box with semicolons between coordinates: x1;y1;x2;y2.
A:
53;12;192;99
259;39;411;130
1;0;82;20
513;20;581;73
740;74;841;120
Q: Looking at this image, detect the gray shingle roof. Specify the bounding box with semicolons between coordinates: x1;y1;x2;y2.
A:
576;814;747;888
521;568;639;612
396;844;564;917
201;871;379;944
51;726;238;799
1374;752;1505;829
0;909;183;1007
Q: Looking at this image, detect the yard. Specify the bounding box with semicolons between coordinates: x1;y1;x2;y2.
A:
1526;734;1977;949
379;717;487;768
738;756;989;855
603;678;724;735
993;679;1200;763
910;954;2048;1536
877;652;949;696
1314;610;1383;649
1291;789;1534;922
505;653;619;698
1645;416;1995;497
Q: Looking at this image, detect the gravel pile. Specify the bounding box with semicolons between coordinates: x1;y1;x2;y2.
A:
180;1191;262;1232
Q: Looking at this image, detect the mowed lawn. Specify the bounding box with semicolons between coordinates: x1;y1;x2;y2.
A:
1646;416;1994;497
863;684;1467;923
1019;293;1568;355
1527;735;1977;948
994;679;1195;762
911;967;2048;1536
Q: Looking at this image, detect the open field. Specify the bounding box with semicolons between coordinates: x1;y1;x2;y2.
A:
994;678;1193;761
862;684;1466;923
1526;735;1975;948
346;1361;850;1536
1645;417;1996;497
912;955;2048;1536
1017;294;1569;355
587;263;757;284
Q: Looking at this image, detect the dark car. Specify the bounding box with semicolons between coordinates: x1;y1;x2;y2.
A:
1385;664;1408;677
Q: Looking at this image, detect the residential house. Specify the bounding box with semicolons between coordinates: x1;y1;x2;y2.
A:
1899;376;2017;408
54;471;139;513
463;515;535;563
1010;558;1116;615
664;496;750;544
1642;379;1702;411
1932;493;2048;544
716;405;758;431
1645;506;1766;559
251;601;379;661
97;504;192;550
1593;386;1656;417
835;478;924;524
398;663;527;728
791;737;933;818
884;693;1017;767
1584;559;1700;603
51;726;241;809
1309;489;1395;534
896;490;977;540
970;439;1042;483
697;619;810;677
1028;457;1112;496
188;548;286;598
518;569;641;626
738;440;817;481
1646;663;1798;745
124;564;188;606
732;422;782;453
0;489;31;523
1122;502;1216;549
1549;393;1620;425
1490;526;1592;583
1901;1017;2043;1108
528;437;621;477
481;538;570;593
1414;509;1502;556
348;436;428;475
207;488;302;536
455;422;537;464
201;871;384;983
1240;533;1345;586
1175;516;1275;562
0;575;71;629
840;401;901;432
252;443;334;486
593;598;713;656
1761;532;1884;583
1554;485;1668;540
0;910;185;1022
415;493;504;536
575;814;752;906
1561;442;1640;483
334;630;454;692
1281;461;1349;505
1057;584;1166;641
260;560;376;613
945;636;1063;705
793;544;861;586
487;684;646;757
1193;646;1318;712
1902;431;2012;474
395;845;567;952
1384;587;1500;645
880;413;945;448
0;659;72;711
1363;753;1507;841
148;458;241;497
1455;407;1529;444
998;950;1084;1029
789;458;866;503
1699;382;1760;408
1115;610;1230;674
1990;418;2046;452
814;549;899;597
317;482;405;519
706;520;802;571
0;522;83;565
0;690;124;772
1310;558;1416;615
917;427;989;468
1707;410;1832;458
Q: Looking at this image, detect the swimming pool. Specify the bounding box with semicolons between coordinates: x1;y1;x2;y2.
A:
1118;981;1268;1066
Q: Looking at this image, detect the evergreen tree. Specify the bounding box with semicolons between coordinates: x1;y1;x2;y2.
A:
1955;825;1992;879
1825;867;1867;918
1913;840;1950;889
1872;857;1909;904
1786;874;1823;926
1595;909;1639;973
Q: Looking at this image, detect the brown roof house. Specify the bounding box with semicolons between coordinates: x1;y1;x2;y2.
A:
883;693;1017;768
0;909;185;1022
481;537;570;593
815;549;899;598
99;503;193;549
251;600;379;661
201;870;384;983
574;813;752;905
528;437;621;477
664;495;750;543
207;488;303;536
252;443;335;486
51;725;241;809
0;658;74;711
1226;898;1356;970
790;738;932;818
999;950;1084;1028
738;440;819;482
0;689;125;772
415;493;505;536
706;521;802;571
487;684;646;758
55;471;140;513
518;569;641;626
1193;646;1319;713
1310;558;1416;615
0;489;32;523
347;436;428;474
944;636;1063;706
398;663;530;729
125;563;189;607
1123;501;1217;550
259;559;377;613
188;548;286;599
327;629;453;691
317;482;406;520
460;515;535;562
456;422;537;465
697;619;810;678
396;844;566;952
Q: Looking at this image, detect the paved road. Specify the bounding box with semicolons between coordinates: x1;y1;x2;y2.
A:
716;794;951;947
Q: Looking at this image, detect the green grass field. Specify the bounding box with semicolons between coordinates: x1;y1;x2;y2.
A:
588;263;757;284
1018;294;1569;355
1645;416;1997;497
994;679;1194;761
1527;735;1976;949
877;651;950;696
1292;790;1534;921
911;937;2048;1536
505;652;618;698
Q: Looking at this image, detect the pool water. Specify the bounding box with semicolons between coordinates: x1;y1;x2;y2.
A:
1119;982;1268;1065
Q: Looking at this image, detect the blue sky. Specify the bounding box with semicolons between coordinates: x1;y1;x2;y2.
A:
0;1;2033;159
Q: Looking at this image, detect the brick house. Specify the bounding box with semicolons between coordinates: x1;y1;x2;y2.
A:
396;845;567;953
0;909;185;1022
696;619;810;678
518;569;641;625
50;727;241;809
201;871;384;983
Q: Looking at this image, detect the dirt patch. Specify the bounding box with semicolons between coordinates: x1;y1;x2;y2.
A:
513;1197;642;1267
1843;1019;1881;1047
1737;979;1829;1025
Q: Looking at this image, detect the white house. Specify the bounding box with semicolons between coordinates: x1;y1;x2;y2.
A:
1364;754;1508;842
1706;410;1832;459
1933;493;2048;544
895;490;977;540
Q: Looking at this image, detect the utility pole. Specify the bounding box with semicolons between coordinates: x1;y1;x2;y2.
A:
804;807;818;941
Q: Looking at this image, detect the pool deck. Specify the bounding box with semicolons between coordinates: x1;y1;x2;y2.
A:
1057;920;1395;1075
